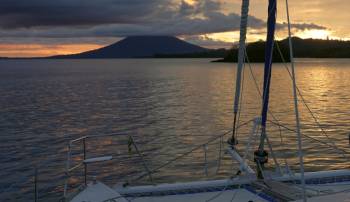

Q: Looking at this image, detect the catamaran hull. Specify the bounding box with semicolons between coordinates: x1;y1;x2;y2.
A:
69;169;350;202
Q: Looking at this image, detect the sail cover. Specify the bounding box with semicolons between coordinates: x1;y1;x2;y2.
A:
261;0;277;128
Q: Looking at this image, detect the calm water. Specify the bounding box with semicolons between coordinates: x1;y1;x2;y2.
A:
0;58;350;201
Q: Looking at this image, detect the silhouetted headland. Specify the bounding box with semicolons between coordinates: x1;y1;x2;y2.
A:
215;37;350;63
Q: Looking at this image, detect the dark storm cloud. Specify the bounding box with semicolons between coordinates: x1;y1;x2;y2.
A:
0;0;170;28
0;0;327;39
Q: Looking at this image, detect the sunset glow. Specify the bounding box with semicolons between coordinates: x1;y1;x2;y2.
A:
1;28;334;57
204;32;239;43
184;0;197;5
0;44;104;58
0;0;349;57
297;29;332;40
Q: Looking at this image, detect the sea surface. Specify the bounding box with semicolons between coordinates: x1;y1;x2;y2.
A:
0;58;349;201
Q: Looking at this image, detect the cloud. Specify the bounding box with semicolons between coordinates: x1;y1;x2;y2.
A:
0;0;173;29
277;22;327;31
0;0;327;41
182;35;234;48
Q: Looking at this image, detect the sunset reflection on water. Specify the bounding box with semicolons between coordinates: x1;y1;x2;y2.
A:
0;58;349;200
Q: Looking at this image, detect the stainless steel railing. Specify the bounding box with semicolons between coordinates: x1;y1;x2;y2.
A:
63;133;126;199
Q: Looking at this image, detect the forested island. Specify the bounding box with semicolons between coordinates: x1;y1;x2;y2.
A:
215;37;350;62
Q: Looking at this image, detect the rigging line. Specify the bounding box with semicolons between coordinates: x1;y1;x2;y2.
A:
230;185;241;202
272;17;346;158
216;136;224;175
235;59;246;141
242;0;284;176
285;0;306;199
250;123;260;161
204;170;245;202
140;130;245;161
264;133;282;173
243;121;260;166
244;48;286;172
204;180;232;202
245;49;283;171
129;120;255;183
274;36;349;159
245;48;285;146
204;169;244;202
242;118;260;161
129;135;154;183
268;120;350;159
256;158;266;179
245;48;283;140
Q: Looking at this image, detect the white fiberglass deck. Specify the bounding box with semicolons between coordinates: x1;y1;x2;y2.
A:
68;170;350;202
70;182;128;202
129;190;350;202
128;189;268;202
70;181;350;202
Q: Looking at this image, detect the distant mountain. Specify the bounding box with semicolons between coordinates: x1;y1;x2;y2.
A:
154;48;227;58
50;36;208;59
3;36;349;60
216;37;350;62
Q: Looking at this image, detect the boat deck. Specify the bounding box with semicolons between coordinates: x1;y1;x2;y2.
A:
127;189;269;202
67;170;350;202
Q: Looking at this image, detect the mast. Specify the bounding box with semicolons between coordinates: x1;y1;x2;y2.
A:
230;0;250;146
255;0;277;179
285;0;306;201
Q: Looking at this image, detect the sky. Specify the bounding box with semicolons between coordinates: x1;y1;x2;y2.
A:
0;0;349;57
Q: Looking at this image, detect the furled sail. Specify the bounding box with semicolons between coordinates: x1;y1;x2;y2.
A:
230;0;250;146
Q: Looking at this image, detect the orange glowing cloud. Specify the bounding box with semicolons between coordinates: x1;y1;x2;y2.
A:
0;43;104;58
